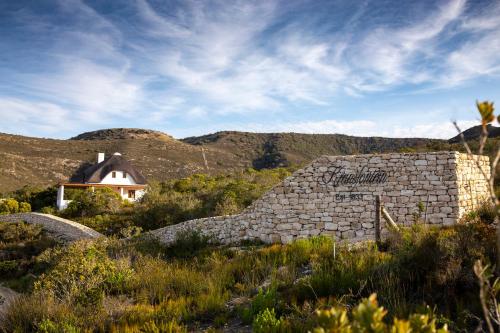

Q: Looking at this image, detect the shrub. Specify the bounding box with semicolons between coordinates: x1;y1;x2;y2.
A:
40;206;56;214
35;240;133;306
0;292;78;333
134;189;203;230
0;221;57;284
63;187;122;217
253;308;290;333
242;287;279;323
131;256;206;305
0;221;43;243
133;169;291;231
214;192;239;216
11;185;58;212
0;198;31;214
166;230;213;258
313;294;449;333
0;198;19;214
477;202;497;224
18;201;31;213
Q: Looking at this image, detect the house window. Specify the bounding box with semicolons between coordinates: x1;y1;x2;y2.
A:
128;190;135;199
112;171;116;178
123;172;127;178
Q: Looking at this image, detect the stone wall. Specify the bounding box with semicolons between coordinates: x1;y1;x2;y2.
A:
148;152;491;245
456;154;491;217
0;213;103;242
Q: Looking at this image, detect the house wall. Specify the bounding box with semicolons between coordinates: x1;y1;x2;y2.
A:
148;151;491;245
117;187;145;201
98;171;137;185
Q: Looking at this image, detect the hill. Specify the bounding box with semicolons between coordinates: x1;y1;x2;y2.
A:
0;128;452;193
182;131;446;169
448;124;500;143
70;128;175;141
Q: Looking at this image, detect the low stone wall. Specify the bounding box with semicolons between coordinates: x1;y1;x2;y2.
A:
0;213;103;242
148;151;491;245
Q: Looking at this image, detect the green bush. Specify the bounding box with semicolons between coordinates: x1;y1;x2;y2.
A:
242;287;278;323
40;206;56;215
0;198;30;214
11;185;58;212
0;198;19;214
166;230;213;258
134;189;203;230
62;187;122;218
253;308;290;333
18;201;31;213
133;169;291;231
35;240;133;306
0;221;57;283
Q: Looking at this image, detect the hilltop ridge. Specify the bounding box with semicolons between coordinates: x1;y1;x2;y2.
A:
70;128;175;141
0;128;465;193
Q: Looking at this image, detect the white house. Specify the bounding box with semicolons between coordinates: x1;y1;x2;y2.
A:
57;152;147;210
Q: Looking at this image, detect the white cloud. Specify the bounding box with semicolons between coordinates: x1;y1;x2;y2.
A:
171;118;480;140
32;60;142;123
0;98;74;135
350;0;466;89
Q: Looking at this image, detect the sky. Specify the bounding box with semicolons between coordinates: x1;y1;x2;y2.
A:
0;0;499;140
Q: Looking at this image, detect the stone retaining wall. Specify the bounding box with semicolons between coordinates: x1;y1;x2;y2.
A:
148;151;491;245
0;213;103;242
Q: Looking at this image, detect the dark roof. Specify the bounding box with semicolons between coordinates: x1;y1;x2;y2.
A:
81;154;147;184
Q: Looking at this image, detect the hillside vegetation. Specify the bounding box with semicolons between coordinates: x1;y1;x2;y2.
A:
0;128;451;193
0;218;494;332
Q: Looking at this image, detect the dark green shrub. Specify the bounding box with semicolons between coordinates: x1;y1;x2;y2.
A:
242;287;278;323
133;169;291;231
0;222;57;287
166;230;213;258
12;185;58;212
40;206;56;214
62;187;122;217
477;202;497;224
134;189;203;230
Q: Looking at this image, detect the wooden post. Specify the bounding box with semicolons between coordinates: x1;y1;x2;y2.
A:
375;195;381;244
382;207;400;232
201;147;209;171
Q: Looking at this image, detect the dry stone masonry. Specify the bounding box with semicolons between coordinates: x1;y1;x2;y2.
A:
0;213;103;242
150;152;491;245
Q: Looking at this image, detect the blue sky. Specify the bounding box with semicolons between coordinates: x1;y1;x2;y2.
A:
0;0;499;139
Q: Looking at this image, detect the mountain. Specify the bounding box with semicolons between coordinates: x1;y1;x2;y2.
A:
182;131;446;169
0;128;452;193
448;124;500;143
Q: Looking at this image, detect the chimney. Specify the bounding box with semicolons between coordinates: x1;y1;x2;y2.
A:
97;153;105;163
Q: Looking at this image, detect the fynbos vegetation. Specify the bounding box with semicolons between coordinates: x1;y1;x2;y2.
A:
1;102;500;332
